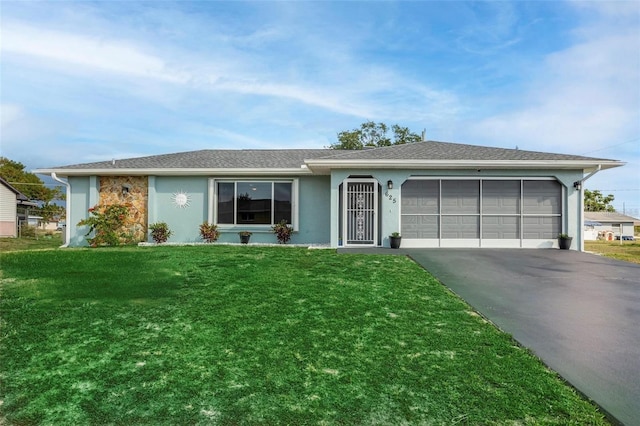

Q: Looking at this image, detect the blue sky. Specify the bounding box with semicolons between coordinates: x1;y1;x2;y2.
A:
1;1;639;214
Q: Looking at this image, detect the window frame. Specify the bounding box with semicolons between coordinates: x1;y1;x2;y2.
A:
208;178;299;230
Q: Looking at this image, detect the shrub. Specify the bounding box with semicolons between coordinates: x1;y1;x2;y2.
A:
77;204;137;247
149;222;172;243
199;222;220;243
19;224;37;238
272;220;293;244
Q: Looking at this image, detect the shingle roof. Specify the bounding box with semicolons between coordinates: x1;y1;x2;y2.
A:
56;149;333;170
316;141;614;162
584;211;638;223
41;140;620;173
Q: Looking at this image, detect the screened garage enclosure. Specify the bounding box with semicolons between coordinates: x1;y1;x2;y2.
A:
401;178;562;248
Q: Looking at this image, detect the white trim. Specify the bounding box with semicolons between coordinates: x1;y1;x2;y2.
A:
562;183;567;235
522;239;556;249
407;176;558;181
50;173;70;247
481;239;522;248
292;178;299;232
35;158;624;178
208;178;215;224
520;179;524;245
401;239;440;248
35;168;314;177
440;239;481;248
305;159;623;172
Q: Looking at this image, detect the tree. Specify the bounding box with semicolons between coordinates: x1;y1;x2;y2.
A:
38;202;66;227
584;189;615;212
0;157;65;225
329;121;422;149
0;157;61;201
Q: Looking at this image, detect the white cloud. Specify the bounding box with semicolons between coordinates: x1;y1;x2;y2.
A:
1;16;459;124
0;104;66;157
453;2;523;55
2;22;191;84
0;104;24;128
465;10;639;154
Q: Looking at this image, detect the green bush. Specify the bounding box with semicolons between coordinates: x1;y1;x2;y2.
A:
19;224;36;238
149;222;172;243
272;219;293;244
77;204;137;247
199;222;219;243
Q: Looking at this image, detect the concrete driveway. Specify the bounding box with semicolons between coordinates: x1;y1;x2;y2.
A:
405;249;640;426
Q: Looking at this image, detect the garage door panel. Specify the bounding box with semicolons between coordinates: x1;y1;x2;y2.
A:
401;215;438;239
442;180;479;214
523;216;560;239
523;180;561;214
483;180;520;214
442;215;479;238
401;180;439;214
482;216;520;239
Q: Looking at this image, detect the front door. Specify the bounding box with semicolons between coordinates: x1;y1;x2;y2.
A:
343;179;378;246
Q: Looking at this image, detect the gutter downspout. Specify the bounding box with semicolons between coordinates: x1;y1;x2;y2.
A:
575;165;602;252
51;173;70;248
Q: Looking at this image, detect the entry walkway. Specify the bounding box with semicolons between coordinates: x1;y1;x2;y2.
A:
339;247;640;425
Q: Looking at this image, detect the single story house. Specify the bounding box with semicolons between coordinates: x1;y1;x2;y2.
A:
35;140;624;250
583;211;637;240
26;215;60;231
0;177;38;237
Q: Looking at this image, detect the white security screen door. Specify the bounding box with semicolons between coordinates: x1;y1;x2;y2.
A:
343;179;378;246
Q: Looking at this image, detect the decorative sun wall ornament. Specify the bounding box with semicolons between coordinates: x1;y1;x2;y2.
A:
172;191;191;208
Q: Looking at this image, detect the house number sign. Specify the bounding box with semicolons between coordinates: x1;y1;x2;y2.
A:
384;190;397;203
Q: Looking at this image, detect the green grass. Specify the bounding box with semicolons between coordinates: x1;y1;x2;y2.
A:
0;233;63;252
1;246;608;425
585;240;640;264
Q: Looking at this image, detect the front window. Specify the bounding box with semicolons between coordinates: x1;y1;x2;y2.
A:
216;181;293;225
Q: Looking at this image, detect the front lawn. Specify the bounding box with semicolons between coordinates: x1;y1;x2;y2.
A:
0;233;62;252
0;246;608;424
585;240;640;264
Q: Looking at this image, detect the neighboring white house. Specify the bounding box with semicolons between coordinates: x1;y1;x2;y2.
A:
26;215;60;231
0;177;37;237
583;211;637;240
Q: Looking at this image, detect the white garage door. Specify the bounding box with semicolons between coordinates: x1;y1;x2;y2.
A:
401;178;562;248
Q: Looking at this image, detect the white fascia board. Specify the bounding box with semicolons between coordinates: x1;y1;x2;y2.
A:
33;168;315;177
304;159;625;171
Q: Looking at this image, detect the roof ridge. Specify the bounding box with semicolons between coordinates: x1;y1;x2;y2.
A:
313;140;616;162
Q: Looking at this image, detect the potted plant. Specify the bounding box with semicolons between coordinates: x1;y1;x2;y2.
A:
199;222;220;243
149;222;172;243
558;233;572;250
238;231;252;244
272;220;293;244
390;232;402;249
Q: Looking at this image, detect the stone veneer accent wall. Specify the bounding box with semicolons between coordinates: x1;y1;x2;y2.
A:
99;176;148;242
